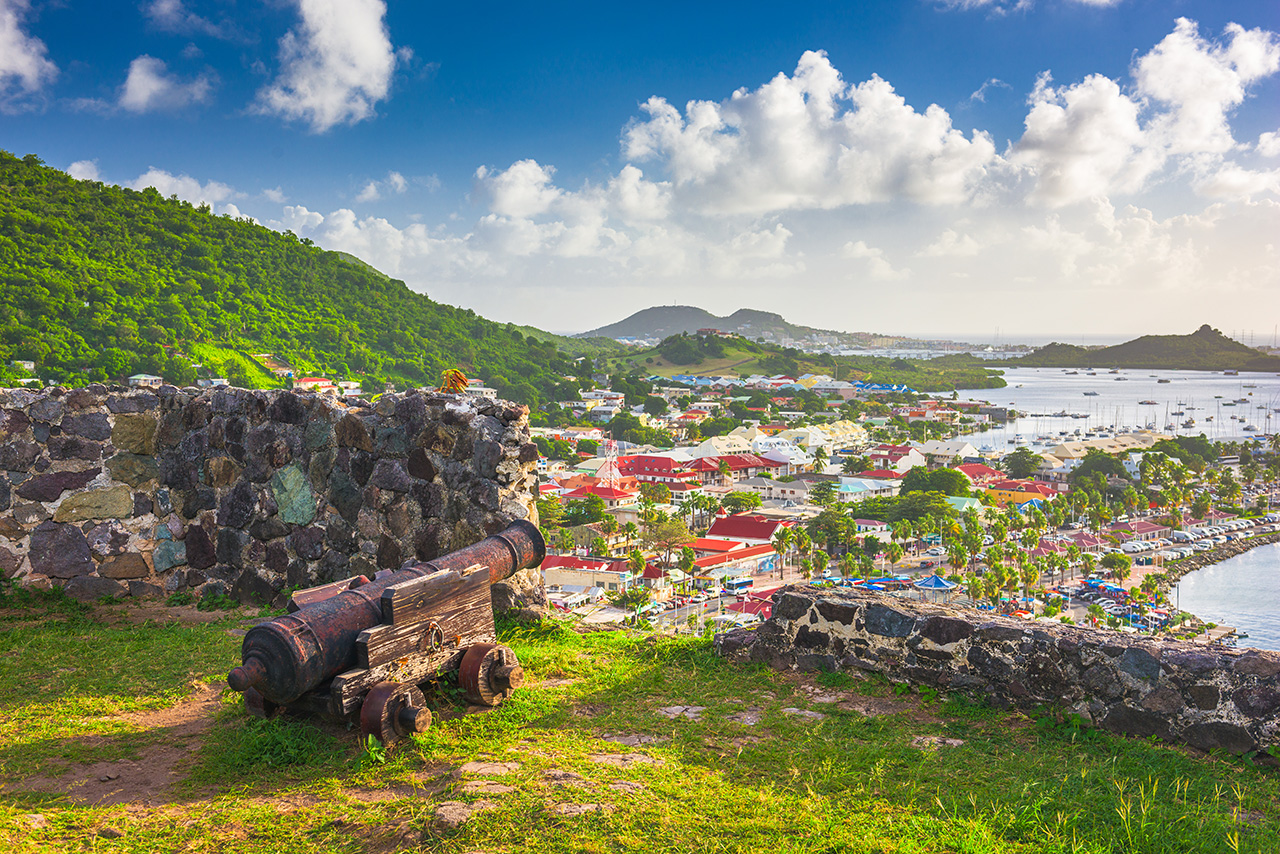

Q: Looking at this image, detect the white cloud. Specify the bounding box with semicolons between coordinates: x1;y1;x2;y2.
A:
1259;132;1280;158
67;160;100;181
143;0;228;39
253;0;407;133
841;240;910;280
1134;18;1280;157
0;0;57;111
475;160;563;218
918;228;982;257
262;186;287;203
1193;164;1280;199
119;55;213;113
1012;19;1280;206
130;168;236;207
969;77;1011;102
623;51;999;215
354;170;412;203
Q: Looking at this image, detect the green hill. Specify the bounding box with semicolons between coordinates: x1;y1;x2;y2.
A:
615;333;1005;392
0;151;590;406
1013;326;1280;371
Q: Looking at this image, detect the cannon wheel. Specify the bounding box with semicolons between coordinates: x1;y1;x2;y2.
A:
360;681;431;745
458;643;524;707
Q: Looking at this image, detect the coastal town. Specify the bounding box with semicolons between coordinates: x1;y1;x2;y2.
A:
493;351;1280;644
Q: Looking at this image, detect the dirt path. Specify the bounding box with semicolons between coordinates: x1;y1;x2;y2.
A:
11;682;225;806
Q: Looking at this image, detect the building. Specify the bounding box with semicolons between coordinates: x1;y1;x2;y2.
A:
982;479;1060;508
706;513;790;545
734;476;811;504
868;444;927;473
541;555;635;592
692;544;779;587
127;373;164;388
688;454;784;485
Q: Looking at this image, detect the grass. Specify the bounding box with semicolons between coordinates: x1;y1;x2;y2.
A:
0;599;1276;853
186;342;283;389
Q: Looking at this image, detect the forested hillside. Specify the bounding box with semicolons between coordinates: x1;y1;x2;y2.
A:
1011;325;1280;371
0;151;583;405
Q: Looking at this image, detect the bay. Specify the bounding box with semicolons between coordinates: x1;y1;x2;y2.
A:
955;367;1280;451
1172;543;1280;652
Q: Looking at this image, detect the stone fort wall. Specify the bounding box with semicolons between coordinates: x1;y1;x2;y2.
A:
715;586;1279;755
0;385;541;607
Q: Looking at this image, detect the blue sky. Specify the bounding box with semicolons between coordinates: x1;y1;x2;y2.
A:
2;0;1278;341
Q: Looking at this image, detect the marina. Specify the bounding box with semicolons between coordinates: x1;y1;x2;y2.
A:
1173;542;1280;652
956;367;1280;452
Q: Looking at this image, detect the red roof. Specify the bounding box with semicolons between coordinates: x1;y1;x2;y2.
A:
688;537;745;554
541;555;615;571
688;454;781;473
562;485;637;501
956;463;1003;482
988;480;1056;496
707;514;786;542
855;469;903;480
694;543;777;569
728;599;773;618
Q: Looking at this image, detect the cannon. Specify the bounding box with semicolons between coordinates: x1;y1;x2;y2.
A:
227;520;545;745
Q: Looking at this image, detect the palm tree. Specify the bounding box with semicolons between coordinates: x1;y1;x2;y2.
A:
1080;552;1097;579
885;542;904;574
1020;562;1041;603
771;527;793;579
812;446;829;472
964;573;984;605
622;521;639;552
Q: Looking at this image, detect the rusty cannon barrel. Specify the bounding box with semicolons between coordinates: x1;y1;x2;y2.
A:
227;520;544;705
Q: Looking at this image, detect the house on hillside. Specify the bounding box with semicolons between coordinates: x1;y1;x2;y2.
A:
127;373;163;388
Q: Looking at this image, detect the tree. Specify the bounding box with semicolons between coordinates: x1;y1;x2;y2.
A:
809;480;837;507
1002;447;1041;479
678;546;698;589
721;491;763;514
812;446;829;471
608;582;652;623
589;536;609;556
638;482;672;505
1101;552;1132;582
841;455;870;475
642;517;694;566
563;494;607;526
771;527;793;576
536;496;564;529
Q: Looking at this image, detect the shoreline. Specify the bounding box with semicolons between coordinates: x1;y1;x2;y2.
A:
1133;531;1280;595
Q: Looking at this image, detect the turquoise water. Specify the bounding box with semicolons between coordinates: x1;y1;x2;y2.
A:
1172;542;1280;652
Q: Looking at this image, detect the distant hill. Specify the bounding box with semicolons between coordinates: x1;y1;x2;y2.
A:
579;305;851;343
1012;326;1280;371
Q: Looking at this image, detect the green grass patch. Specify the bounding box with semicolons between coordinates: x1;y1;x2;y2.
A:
0;600;1275;853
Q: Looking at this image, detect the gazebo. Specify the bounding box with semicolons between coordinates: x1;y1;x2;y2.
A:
912;573;957;601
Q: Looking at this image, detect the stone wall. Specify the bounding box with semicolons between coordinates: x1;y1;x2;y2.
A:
716;586;1279;755
0;385;542;606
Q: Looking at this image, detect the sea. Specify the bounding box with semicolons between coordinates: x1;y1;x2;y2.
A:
1172;543;1280;652
953;367;1280;450
947;366;1280;652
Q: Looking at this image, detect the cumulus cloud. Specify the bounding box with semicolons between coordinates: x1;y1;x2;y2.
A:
262;186;287;203
355;181;380;202
67;160;100;181
253;0;408;132
119;55;213;113
1134;18;1280;157
130;167;236;207
1012;18;1280;205
623;51;999;215
0;0;57;111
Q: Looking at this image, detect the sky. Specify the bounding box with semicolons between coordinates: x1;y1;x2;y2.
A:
2;0;1278;343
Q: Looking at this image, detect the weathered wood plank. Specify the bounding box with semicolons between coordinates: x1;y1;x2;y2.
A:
356;597;495;668
286;575;370;613
329;629;493;716
380;564;487;624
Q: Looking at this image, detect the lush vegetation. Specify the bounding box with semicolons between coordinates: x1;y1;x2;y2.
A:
0;151;595;406
2;592;1276;854
1011;325;1280;372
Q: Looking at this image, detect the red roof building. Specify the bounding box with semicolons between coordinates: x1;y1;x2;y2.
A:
956;463;1004;484
706;513;789;545
617;454;700;488
688;537;747;556
688;454;783;484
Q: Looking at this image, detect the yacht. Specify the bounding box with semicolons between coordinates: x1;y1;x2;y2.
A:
1157;378;1171;383
1138;400;1158;406
1083;391;1099;396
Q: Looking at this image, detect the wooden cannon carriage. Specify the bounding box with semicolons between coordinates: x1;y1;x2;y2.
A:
227;520;544;745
